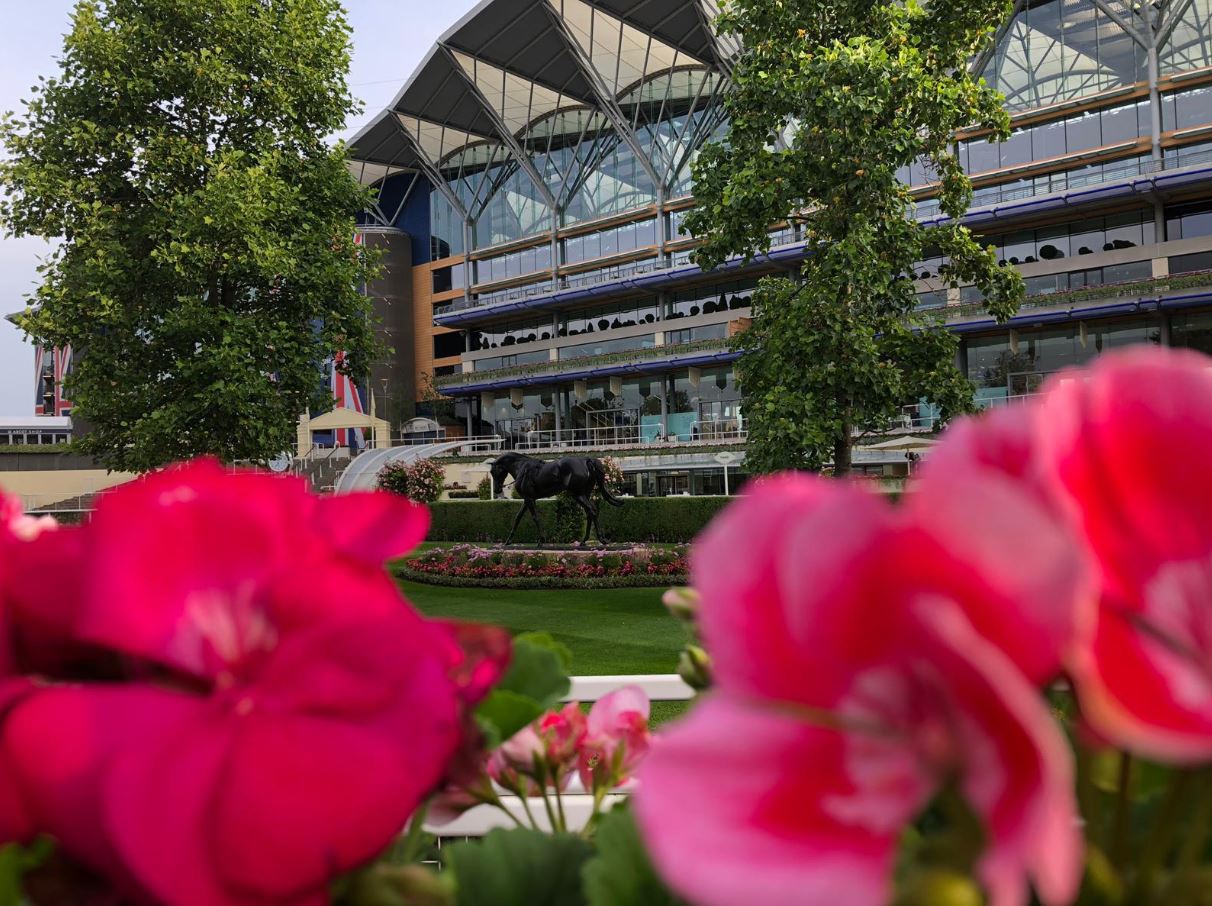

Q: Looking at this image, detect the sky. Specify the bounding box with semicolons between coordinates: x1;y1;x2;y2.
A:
0;0;480;416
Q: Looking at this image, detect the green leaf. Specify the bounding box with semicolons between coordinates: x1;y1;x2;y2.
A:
582;806;682;906
495;635;571;711
448;829;593;906
514;631;574;674
475;690;545;748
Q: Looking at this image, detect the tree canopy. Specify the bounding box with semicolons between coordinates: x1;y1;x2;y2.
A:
1;0;378;470
684;0;1025;475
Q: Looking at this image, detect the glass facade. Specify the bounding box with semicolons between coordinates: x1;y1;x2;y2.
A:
982;0;1148;112
1167;200;1212;241
961;100;1150;175
984;211;1156;265
470;317;555;351
562;218;659;264
557;335;656;359
667;279;755;320
475;244;552;285
1162;85;1212;132
562;300;660;336
967;321;1161;402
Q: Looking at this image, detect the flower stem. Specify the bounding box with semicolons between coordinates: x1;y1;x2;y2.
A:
553;775;568;833
517;792;540;830
1110;752;1134;865
1074;740;1102;837
1133;769;1193;900
540;786;560;832
1178;770;1212;870
398;801;431;865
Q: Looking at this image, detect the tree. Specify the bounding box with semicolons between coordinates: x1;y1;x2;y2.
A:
684;0;1025;475
1;0;379;471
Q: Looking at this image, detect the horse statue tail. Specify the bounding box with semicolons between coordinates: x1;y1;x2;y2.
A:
589;458;625;507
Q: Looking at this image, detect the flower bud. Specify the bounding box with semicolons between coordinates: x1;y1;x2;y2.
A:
346;863;455;906
892;870;983;906
662;587;700;622
677;644;713;691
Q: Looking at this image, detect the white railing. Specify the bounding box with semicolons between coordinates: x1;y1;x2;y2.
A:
424;674;692;838
510;421;746;452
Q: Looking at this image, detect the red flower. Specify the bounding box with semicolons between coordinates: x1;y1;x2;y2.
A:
0;460;492;906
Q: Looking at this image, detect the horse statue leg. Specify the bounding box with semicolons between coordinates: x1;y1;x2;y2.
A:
572;495;594;545
503;501;528;546
526;498;545;546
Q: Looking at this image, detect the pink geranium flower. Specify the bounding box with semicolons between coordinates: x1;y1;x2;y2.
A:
931;349;1212;763
578;686;649;792
634;476;1086;906
0;461;488;906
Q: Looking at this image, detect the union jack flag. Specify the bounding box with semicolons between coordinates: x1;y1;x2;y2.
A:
33;345;72;416
330;350;365;448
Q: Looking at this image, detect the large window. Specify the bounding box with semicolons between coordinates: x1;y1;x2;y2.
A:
982;0;1148;112
1172;311;1212;355
966;320;1159;397
666;323;729;345
667;280;756;320
432;262;466;294
961;100;1150;176
978;211;1156;266
558;335;656;359
563;219;658;265
473;349;550;372
470;317;555;351
432;333;464;359
1167;200;1212;242
475;244;552;285
1162;86;1212;132
562;300;659;337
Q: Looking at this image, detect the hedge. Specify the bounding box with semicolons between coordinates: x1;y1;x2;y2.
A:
424;496;732;544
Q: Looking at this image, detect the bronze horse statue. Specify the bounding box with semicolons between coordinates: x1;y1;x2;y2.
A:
489;452;624;546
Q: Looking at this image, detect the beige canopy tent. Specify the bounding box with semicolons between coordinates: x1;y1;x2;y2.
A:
297;407;391;457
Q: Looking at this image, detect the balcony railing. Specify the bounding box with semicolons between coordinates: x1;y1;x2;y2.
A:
940;269;1212;324
435;336;734;390
511;419;746;452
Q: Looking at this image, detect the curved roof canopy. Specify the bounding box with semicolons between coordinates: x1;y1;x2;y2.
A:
349;0;731;181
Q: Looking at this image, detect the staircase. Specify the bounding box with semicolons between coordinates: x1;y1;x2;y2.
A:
295;456;349;493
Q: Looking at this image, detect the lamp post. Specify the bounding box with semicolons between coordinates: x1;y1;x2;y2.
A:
380;378;390;444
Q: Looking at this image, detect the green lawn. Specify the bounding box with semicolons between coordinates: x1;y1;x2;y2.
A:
398;580;687;677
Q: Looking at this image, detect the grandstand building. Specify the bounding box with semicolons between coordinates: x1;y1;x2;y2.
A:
345;0;1212;486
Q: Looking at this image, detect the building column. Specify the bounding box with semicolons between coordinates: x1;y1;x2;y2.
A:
466;396;475;437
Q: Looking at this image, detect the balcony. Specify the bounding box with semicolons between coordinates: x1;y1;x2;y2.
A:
940;269;1212;329
433;337;737;395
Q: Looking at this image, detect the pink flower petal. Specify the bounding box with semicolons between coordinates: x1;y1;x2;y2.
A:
635;695;914;906
2;684;205;898
913;601;1082;906
313;492;430;564
904;470;1093;685
693;475;895;704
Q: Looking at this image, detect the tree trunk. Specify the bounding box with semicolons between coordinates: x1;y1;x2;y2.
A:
833;420;853;478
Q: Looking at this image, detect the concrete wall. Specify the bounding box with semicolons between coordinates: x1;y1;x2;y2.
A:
0;468;136;510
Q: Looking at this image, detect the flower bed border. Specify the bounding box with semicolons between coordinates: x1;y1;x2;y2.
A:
393;563;686;589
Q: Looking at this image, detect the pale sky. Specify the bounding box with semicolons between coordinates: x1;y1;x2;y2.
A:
0;0;480;416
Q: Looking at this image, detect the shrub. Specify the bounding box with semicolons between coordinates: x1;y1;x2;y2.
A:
377;458;445;504
597;457;625;496
476;476;492;500
425;496;732;544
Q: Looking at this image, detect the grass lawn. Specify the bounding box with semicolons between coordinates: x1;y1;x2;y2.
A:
397;580;698;725
399;580;687;677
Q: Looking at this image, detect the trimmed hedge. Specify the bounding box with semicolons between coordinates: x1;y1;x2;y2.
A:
425;496;732;544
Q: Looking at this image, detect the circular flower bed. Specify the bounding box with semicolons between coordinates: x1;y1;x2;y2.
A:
397;543;689;588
